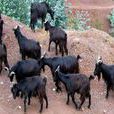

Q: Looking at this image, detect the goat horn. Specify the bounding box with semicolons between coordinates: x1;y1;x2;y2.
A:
41;52;47;58
98;56;102;60
4;67;9;71
97;56;103;63
40;44;42;48
14;25;18;29
44;19;48;23
55;65;60;72
9;71;15;77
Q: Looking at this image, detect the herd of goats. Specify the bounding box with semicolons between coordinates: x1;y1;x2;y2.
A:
0;1;114;113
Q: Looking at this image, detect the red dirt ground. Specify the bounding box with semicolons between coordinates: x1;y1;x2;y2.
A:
0;14;114;114
67;0;114;32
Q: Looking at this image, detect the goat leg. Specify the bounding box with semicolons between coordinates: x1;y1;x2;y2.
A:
28;96;31;105
87;93;91;109
44;94;48;108
48;41;51;51
39;98;43;113
71;93;78;109
21;54;26;60
79;95;85;109
55;43;58;55
0;60;2;74
64;42;68;55
59;43;64;56
24;96;27;112
66;93;70;105
55;81;62;92
106;84;111;99
3;55;9;68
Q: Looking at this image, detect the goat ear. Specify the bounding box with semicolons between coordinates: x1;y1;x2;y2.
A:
77;55;81;59
9;71;15;77
77;55;82;62
4;67;10;72
17;26;20;30
89;75;95;80
12;28;15;31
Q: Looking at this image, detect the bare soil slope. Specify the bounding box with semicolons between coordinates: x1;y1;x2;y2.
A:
67;0;114;32
69;0;114;6
0;15;114;114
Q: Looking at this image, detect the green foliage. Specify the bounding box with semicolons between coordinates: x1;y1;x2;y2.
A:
0;0;30;24
67;10;90;30
52;0;67;28
0;0;91;30
74;11;90;30
0;0;67;28
108;9;114;28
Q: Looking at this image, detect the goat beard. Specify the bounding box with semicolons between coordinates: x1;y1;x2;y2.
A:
97;73;101;81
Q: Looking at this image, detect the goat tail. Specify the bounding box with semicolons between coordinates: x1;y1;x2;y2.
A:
37;42;40;46
64;33;67;45
65;33;67;40
89;75;95;81
2;43;7;52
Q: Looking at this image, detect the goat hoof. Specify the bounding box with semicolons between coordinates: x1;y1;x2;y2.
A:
48;49;50;51
105;96;108;99
56;89;62;93
88;105;91;109
56;89;60;93
39;110;42;113
76;107;80;111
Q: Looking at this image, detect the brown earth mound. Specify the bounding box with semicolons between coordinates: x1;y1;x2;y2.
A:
0;15;114;114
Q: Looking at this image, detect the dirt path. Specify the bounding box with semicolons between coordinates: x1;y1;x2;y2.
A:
68;5;114;10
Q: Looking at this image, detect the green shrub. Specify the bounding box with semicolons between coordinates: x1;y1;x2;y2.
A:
0;0;30;24
67;10;90;30
0;0;67;28
108;9;114;28
0;0;91;30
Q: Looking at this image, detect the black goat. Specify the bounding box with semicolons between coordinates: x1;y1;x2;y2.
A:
11;76;48;113
41;54;81;91
8;59;44;82
0;43;9;73
55;66;94;110
44;21;68;56
94;57;114;98
13;26;41;60
30;2;54;31
0;12;4;43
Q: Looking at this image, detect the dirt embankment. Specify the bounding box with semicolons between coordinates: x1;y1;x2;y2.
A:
0;15;114;114
67;0;114;32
